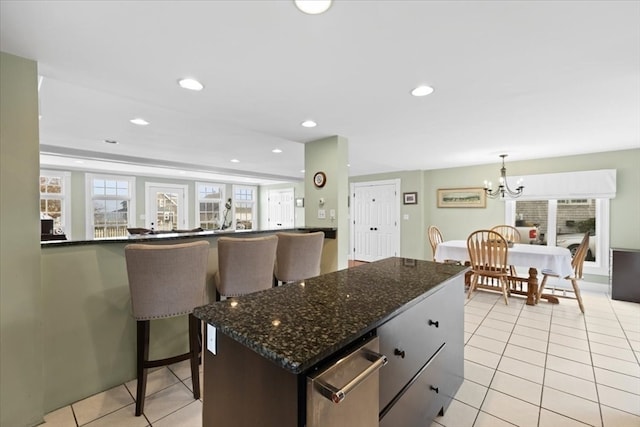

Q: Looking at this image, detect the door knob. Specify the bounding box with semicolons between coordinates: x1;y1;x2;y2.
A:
393;348;406;359
428;319;439;328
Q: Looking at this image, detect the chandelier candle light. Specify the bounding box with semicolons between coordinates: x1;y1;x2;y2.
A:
484;154;524;199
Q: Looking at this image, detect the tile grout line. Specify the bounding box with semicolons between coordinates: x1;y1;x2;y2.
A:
468;292;526;427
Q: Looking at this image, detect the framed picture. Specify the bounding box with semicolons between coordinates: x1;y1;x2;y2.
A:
403;192;418;205
295;197;304;208
437;187;486;208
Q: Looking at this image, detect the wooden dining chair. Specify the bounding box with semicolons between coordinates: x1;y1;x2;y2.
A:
536;231;589;313
467;230;510;304
490;225;521;244
427;225;444;261
491;224;522;287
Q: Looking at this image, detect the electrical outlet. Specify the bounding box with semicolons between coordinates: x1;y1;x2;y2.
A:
207;324;216;354
318;209;326;219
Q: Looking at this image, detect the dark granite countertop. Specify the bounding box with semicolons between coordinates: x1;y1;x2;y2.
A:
193;257;467;374
40;228;300;248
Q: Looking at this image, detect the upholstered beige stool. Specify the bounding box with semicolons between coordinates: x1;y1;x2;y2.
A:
125;240;209;416
215;235;278;299
274;232;324;285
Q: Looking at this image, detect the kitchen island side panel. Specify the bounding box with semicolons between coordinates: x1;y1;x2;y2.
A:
203;331;300;427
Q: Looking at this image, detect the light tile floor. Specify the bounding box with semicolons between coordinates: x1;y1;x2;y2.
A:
39;282;639;427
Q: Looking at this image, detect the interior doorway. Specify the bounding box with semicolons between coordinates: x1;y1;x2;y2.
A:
350;179;400;262
267;188;295;229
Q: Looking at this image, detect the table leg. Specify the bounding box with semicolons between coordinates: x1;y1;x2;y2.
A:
526;267;538;306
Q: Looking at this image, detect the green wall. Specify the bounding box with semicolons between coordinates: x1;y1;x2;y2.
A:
305;136;350;271
350;148;640;284
350;170;427;260
425;149;640;251
1;52;44;427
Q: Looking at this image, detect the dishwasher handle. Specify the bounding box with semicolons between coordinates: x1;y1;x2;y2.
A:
315;348;388;404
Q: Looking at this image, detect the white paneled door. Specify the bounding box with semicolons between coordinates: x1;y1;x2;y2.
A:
352;181;400;262
267;188;294;229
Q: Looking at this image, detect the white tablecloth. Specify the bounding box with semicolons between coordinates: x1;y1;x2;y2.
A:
435;240;574;279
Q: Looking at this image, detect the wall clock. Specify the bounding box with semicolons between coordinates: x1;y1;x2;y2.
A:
313;171;327;188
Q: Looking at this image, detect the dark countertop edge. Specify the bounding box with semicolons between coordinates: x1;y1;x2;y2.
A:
40;228;299;248
195;263;468;375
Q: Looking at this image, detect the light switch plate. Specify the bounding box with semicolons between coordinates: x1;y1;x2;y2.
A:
329;209;336;219
318;209;326;219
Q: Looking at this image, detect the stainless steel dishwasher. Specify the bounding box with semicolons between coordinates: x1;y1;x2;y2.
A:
306;336;387;427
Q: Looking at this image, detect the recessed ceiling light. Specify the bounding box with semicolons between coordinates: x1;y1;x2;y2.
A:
294;0;332;15
230;159;240;163
301;120;317;128
300;169;306;173
178;78;204;91
104;139;118;144
411;85;434;97
74;160;85;164
272;148;283;153
130;118;149;126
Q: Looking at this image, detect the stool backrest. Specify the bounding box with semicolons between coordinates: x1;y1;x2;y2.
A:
125;241;210;320
275;232;324;282
216;235;278;297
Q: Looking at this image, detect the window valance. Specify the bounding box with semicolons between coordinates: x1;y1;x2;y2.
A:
505;169;616;200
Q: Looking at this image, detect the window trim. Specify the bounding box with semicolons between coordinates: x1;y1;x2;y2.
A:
505;198;610;276
195;181;226;230
85;173;136;239
40;169;72;239
232;184;257;231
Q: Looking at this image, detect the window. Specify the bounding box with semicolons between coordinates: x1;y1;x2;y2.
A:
40;170;71;238
233;185;257;230
505;169;614;276
196;182;226;230
87;174;135;239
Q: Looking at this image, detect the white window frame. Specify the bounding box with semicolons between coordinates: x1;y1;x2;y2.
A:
195;181;226;230
40;170;72;239
232;184;257;231
505;198;610;276
86;173;136;239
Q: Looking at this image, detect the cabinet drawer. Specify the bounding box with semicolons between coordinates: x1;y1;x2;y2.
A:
379;344;445;427
378;284;450;410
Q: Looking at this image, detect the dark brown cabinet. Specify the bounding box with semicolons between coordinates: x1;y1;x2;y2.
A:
610;248;640;303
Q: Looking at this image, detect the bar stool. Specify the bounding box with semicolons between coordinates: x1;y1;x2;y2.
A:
124;240;209;416
215;235;278;299
274;232;324;285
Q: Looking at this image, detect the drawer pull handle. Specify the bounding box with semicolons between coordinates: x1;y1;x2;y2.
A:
315;348;387;404
393;348;406;358
430;385;439;394
428;319;439;328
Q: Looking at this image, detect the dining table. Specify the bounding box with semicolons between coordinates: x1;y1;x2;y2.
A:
435;240;574;305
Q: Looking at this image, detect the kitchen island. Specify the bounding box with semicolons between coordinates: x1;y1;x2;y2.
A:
194;257;467;426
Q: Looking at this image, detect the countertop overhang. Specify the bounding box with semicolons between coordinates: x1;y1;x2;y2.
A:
193;257;468;374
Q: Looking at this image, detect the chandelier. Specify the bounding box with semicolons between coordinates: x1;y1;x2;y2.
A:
484;154;524;199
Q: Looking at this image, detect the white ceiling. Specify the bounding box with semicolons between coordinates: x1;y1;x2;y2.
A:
1;1;639;184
